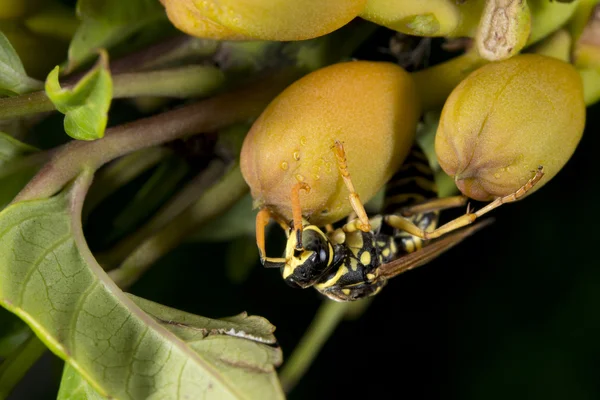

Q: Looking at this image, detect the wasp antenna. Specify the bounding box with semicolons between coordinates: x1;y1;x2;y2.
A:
291;182;310;250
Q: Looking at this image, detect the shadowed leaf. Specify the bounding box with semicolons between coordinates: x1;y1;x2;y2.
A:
68;0;165;69
0;133;40;211
0;31;43;96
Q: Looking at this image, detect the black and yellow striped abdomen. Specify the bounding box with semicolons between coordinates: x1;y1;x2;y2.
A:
381;146;439;254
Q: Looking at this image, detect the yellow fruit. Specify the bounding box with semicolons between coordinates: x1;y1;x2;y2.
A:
241;61;420;226
435;54;585;201
160;0;366;41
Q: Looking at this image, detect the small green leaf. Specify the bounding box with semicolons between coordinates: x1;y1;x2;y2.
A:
0;31;43;96
0;132;40;211
68;0;165;70
45;52;112;141
0;173;285;399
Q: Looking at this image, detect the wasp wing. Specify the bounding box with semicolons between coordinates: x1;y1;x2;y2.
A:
376;218;494;280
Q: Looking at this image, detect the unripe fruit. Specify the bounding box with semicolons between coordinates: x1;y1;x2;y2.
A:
435;54;585;201
160;0;366;41
241;61;420;226
360;0;484;37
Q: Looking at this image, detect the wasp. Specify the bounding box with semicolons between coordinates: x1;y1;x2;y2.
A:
256;141;544;302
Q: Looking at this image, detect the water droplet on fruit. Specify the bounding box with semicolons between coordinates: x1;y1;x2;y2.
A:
280;161;288;171
293;151;300;161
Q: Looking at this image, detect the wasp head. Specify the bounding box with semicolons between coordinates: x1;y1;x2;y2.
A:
281;225;333;289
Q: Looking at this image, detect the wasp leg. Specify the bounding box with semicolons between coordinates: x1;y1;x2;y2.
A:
291;181;311;250
256;208;286;267
332;140;371;232
400;195;468;216
324;224;334;233
385;167;544;240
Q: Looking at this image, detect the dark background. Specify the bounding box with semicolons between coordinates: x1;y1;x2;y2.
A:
4;11;600;400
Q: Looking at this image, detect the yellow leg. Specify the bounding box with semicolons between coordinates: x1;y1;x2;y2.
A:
332;140;371;232
385;167;544;240
400;195;468;216
256;208;286;266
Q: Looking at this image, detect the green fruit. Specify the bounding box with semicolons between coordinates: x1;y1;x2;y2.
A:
435;54;586;201
241;61;420;226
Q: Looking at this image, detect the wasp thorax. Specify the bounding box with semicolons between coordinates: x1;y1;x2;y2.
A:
435;54;585;201
282;226;333;289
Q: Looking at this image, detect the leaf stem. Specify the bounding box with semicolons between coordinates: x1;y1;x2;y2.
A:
101;159;229;267
83;147;172;218
111;66;226;98
14;69;298;203
0;65;229;120
279;300;351;393
0;335;47;399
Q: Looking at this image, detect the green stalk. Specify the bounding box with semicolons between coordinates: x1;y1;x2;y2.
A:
109;165;248;289
0;335;47;399
0;66;227;120
101;160;228;267
279;300;350;393
83;147;172;218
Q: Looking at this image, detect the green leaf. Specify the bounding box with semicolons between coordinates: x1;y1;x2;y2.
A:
45;52;112;141
68;0;165;70
0;173;285;399
0;31;43;96
0;132;40;211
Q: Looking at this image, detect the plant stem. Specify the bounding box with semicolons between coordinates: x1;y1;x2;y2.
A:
107;35;218;75
580;67;600;105
411;51;488;112
112;66;226;98
279;300;351;393
0;335;47;399
101;159;228;267
14;69;298;203
0;66;228;120
83;147;172;218
109;165;248;289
